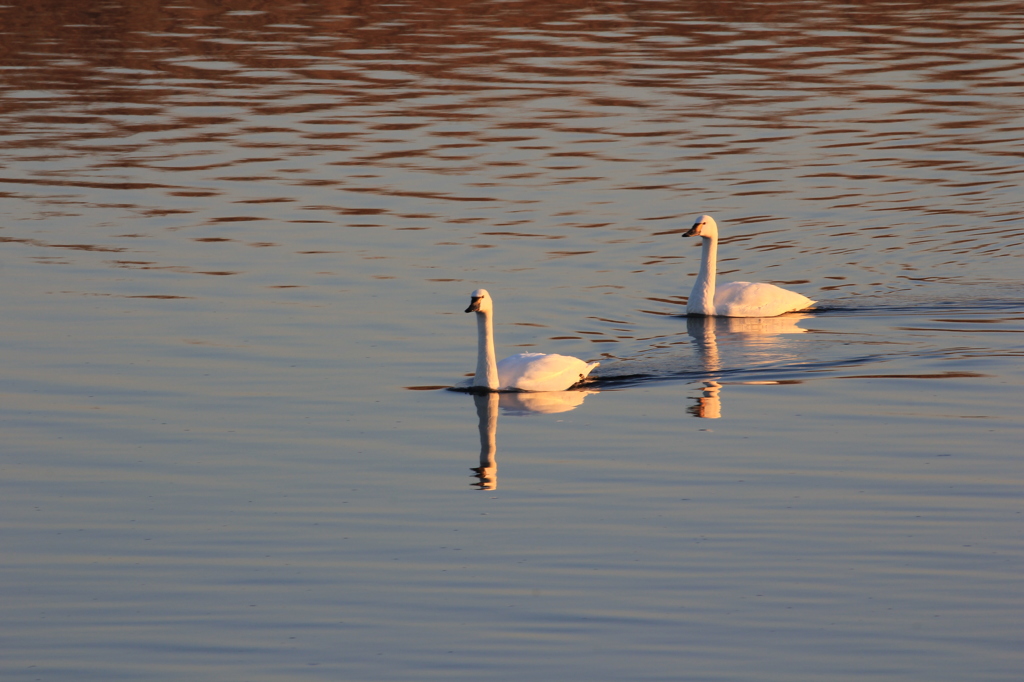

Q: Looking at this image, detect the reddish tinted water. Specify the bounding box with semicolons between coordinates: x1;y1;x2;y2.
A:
2;2;1022;680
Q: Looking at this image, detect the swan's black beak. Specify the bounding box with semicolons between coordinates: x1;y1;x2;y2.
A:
684;225;700;237
465;297;482;313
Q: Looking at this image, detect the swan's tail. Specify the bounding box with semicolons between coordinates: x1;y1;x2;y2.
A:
579;361;600;382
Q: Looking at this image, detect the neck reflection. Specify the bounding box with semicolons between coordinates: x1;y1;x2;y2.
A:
471;393;499;490
686;316;723;419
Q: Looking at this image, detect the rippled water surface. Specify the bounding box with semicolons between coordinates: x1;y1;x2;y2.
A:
2;1;1022;680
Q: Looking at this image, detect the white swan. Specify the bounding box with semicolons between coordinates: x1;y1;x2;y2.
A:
683;214;816;317
459;289;599;392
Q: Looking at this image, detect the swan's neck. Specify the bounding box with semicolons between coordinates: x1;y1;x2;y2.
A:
473;310;500;390
688;235;717;316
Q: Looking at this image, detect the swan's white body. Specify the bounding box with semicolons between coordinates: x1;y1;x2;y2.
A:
684;214;815;317
459;289;598;392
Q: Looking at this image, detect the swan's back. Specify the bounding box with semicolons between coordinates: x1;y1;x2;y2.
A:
714;281;815;318
497;352;598;392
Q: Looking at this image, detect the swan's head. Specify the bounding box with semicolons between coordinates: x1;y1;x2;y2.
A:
465;288;493;314
684;214;718;239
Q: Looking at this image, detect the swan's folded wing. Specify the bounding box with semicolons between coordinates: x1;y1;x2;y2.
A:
497;353;596;391
715;281;815;317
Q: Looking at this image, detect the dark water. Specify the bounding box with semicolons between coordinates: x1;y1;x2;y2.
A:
2;2;1022;680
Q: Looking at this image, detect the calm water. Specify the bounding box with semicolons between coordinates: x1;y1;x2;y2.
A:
2;1;1022;680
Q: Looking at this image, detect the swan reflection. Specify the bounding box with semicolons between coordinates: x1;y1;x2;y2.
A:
469;389;596;490
497;389;593;415
471;393;499;490
688;380;723;419
685;314;810;419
